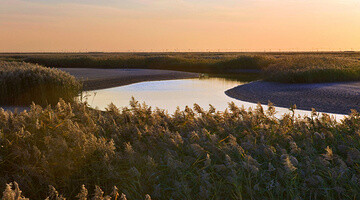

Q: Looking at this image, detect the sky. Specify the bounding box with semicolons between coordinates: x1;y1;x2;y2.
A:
1;0;360;52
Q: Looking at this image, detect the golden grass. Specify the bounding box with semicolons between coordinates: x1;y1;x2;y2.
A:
264;55;360;83
1;99;360;199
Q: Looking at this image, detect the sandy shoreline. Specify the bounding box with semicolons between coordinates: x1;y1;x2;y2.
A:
225;81;360;115
60;68;199;91
4;67;359;115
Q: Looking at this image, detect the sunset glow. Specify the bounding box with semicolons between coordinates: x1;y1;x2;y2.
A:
1;0;360;52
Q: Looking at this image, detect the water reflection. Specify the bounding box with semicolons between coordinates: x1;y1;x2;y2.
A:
84;77;346;120
85;77;241;111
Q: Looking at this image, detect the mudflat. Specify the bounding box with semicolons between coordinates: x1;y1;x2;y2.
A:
60;68;199;91
225;81;360;115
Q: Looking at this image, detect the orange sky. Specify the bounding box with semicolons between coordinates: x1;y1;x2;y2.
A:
1;0;360;52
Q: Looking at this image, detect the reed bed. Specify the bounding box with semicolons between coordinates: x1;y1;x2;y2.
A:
264;55;360;83
3;53;273;73
2;182;151;200
1;99;360;199
0;61;81;106
3;52;360;83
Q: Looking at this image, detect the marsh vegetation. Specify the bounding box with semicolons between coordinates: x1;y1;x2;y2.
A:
0;61;81;106
265;55;360;83
2;52;360;83
1;52;360;199
1;99;360;199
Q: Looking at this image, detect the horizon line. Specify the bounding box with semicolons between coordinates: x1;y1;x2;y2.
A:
0;50;359;54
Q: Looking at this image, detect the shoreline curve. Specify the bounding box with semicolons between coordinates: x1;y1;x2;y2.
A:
1;68;199;111
225;80;360;115
60;68;199;91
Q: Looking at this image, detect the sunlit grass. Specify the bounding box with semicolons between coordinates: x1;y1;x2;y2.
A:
1;99;360;199
264;55;360;83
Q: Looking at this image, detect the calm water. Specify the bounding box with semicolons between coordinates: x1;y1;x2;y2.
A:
84;77;345;119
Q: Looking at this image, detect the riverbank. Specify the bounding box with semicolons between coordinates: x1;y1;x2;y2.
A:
60;68;199;91
225;80;360;115
0;68;198;111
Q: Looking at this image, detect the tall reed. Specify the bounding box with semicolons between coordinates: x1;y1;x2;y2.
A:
264;55;360;83
6;52;360;83
0;61;81;106
1;99;359;199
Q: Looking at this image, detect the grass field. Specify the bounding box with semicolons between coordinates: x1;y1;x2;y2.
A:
0;53;271;74
1;99;360;199
0;61;81;106
1;52;360;83
264;55;360;83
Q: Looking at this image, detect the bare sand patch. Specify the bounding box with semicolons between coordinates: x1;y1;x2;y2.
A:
225;81;360;115
60;68;199;91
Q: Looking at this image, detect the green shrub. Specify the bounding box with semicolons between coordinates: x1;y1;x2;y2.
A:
0;61;81;106
1;99;360;199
